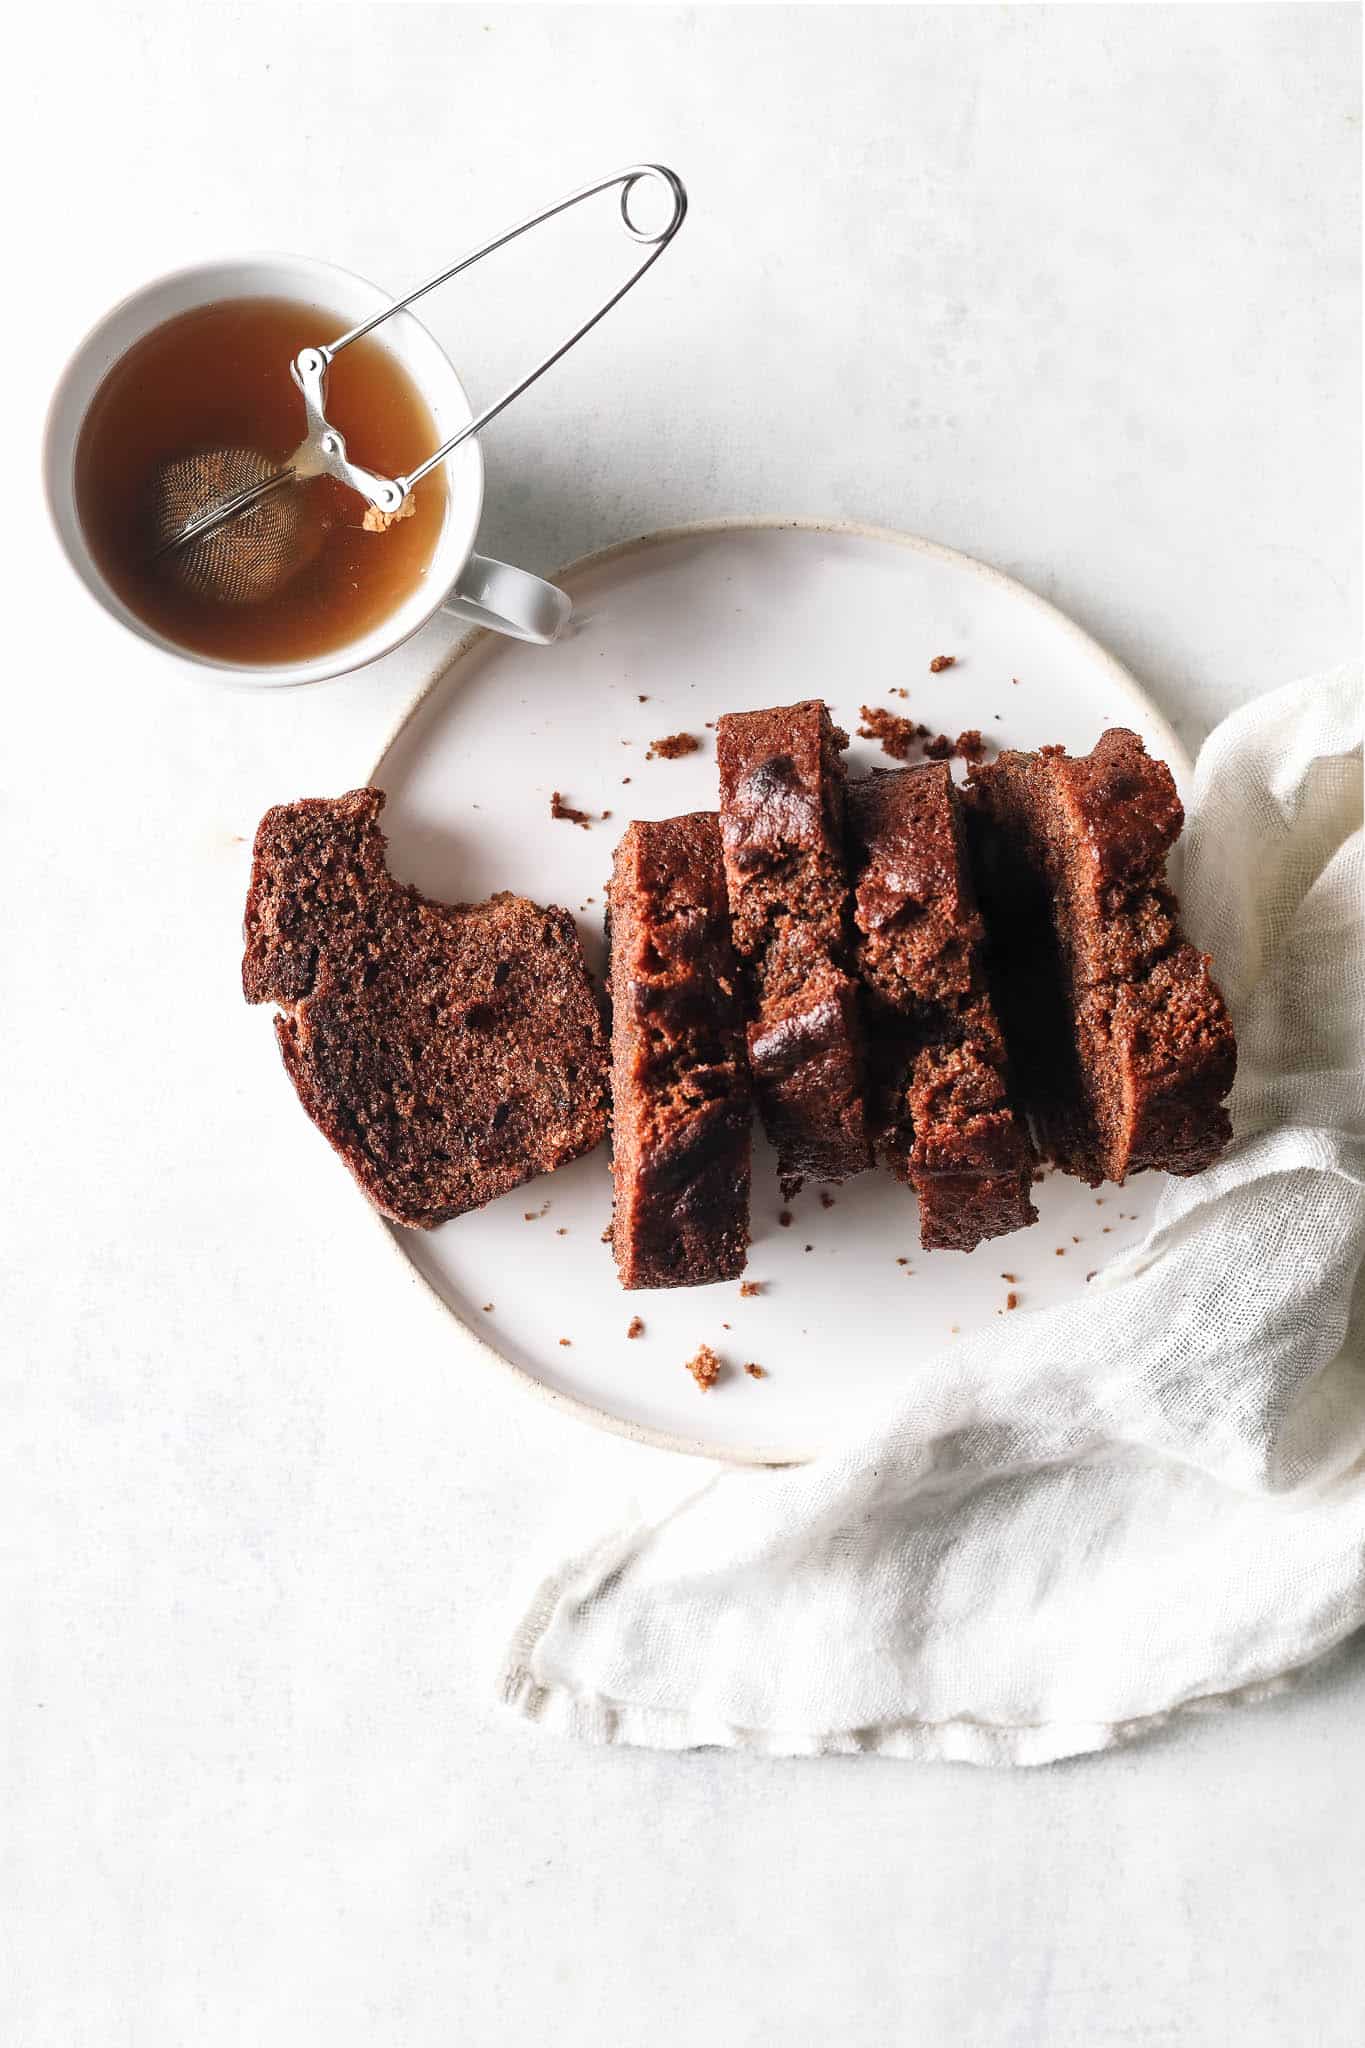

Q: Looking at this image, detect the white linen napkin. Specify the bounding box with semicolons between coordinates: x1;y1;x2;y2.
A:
501;667;1364;1764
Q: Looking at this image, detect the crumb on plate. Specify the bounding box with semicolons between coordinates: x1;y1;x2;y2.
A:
550;792;592;829
685;1343;723;1392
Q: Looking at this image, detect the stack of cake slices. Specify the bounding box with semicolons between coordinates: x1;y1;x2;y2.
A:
604;703;1234;1287
242;706;1235;1287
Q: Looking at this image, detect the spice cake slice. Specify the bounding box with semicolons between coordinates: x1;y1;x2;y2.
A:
847;764;1037;1251
716;700;873;1186
607;814;751;1288
243;788;609;1227
968;730;1235;1185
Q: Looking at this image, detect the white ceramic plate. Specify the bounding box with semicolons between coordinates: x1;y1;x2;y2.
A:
370;519;1189;1464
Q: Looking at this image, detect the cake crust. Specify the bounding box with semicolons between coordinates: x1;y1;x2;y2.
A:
968;730;1235;1185
243;789;609;1227
716;701;872;1184
608;814;751;1288
848;764;1037;1250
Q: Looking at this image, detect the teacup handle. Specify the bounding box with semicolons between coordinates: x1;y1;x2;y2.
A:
441;552;571;645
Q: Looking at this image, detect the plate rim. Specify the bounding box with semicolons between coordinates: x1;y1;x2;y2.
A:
366;514;1193;1467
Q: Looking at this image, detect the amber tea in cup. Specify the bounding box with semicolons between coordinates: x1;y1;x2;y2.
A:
72;296;447;665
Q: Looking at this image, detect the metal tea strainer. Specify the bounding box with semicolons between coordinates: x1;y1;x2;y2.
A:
150;163;687;604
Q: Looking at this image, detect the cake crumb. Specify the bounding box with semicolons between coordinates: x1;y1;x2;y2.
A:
888;686;909;699
804;1243;813;1253
637;694;649;702
929;653;957;673
896;1256;908;1266
481;1303;494;1313
818;1191;836;1210
778;1210;793;1228
646;732;700;761
685;1343;723;1392
740;1280;763;1297
556;1227;567;1236
626;1315;644;1339
922;732;954;760
1005;1291;1018;1310
600;1224;613;1243
955;728;986;763
744;1362;766;1380
622;776;632;785
558;1337;571;1347
857;704;922;760
1086;1270;1098;1281
1001;1272;1017;1283
1055;1246;1065;1256
550;791;592;829
1072;1235;1081;1244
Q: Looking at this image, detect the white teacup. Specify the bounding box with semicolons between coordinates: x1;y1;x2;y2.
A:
43;254;571;687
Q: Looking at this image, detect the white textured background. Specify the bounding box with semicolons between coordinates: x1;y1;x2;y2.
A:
5;5;1361;2044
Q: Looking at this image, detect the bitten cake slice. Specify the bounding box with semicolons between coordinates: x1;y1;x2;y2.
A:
243;788;609;1227
608;815;751;1288
716;700;872;1186
848;764;1037;1251
968;730;1235;1185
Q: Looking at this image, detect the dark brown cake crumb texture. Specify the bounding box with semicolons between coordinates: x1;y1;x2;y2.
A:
716;701;873;1186
550;792;592;828
646;733;700;761
847;762;1037;1252
607;814;751;1290
626;1316;645;1339
929;655;956;673
857;705;925;760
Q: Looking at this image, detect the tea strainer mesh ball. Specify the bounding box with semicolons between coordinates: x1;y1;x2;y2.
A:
149;449;319;606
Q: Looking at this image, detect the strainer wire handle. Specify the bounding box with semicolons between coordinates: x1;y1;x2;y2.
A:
317;164;687;496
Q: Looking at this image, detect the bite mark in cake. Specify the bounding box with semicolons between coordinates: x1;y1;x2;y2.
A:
242;789;609;1227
